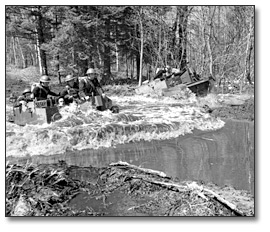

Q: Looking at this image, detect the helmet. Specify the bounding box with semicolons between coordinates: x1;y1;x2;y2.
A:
23;88;31;95
40;75;51;82
86;68;96;75
65;75;76;82
110;105;120;114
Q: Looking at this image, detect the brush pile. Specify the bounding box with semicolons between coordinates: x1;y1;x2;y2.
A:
6;161;254;217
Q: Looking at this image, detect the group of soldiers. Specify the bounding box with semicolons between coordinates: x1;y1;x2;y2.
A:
153;64;201;82
13;68;119;113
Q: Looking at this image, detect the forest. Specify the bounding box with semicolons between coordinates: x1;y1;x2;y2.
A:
6;5;254;92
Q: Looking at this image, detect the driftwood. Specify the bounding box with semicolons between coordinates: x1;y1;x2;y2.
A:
109;161;167;178
149;179;245;216
202;186;245;216
110;161;245;216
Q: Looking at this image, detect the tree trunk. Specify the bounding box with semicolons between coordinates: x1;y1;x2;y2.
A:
125;53;129;78
131;56;134;79
103;17;112;83
158;24;162;66
206;6;216;78
138;9;144;86
31;52;35;66
35;8;48;75
56;53;61;84
16;37;26;68
54;13;61;83
115;43;119;72
206;32;213;77
36;35;43;75
241;15;254;92
12;36;18;67
174;6;188;69
97;43;102;67
136;53;140;81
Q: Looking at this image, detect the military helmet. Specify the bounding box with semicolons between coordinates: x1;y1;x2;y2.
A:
86;68;97;75
23;88;31;95
65;74;76;82
40;75;51;82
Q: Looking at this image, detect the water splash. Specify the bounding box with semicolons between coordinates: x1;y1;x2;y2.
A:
6;94;225;157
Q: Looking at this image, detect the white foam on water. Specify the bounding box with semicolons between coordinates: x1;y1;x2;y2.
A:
6;94;225;157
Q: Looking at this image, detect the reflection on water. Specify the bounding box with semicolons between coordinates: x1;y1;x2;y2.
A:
7;119;254;194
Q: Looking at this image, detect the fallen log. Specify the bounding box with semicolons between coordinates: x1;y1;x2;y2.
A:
109;161;167;178
110;161;245;216
202;186;245;216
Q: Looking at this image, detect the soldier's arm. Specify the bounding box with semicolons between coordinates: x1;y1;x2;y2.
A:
32;87;39;99
48;90;59;97
79;81;87;99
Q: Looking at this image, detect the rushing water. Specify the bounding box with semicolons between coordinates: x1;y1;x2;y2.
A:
6;93;254;194
6;93;224;157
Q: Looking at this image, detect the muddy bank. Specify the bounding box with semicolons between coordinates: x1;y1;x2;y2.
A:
211;98;254;121
6;161;254;216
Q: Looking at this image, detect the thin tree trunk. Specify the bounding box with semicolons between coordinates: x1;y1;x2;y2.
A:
136;53;140;81
31;52;35;66
115;43;119;72
16;37;26;68
241;15;254;93
200;11;206;75
34;7;48;76
206;6;216;78
206;33;213;77
54;13;61;84
125;53;129;78
158;24;162;65
12;36;18;67
139;30;143;86
97;43;102;67
35;33;43;75
131;56;134;79
103;17;112;83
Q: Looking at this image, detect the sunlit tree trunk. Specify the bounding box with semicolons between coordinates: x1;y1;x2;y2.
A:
138;8;144;86
12;36;18;67
34;7;48;75
16;37;26;68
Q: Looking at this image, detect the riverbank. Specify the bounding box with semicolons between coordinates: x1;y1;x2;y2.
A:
6;161;254;216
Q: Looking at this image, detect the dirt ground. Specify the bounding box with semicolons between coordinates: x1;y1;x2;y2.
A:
6;161;254;216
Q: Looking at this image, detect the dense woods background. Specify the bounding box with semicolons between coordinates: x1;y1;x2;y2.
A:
6;5;254;92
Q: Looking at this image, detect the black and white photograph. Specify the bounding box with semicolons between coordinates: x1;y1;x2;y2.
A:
5;5;255;217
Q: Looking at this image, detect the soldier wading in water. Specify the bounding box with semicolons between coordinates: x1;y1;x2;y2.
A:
79;68;119;113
